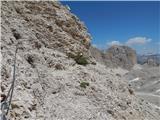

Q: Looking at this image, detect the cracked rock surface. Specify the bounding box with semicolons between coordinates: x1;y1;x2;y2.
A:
1;1;160;120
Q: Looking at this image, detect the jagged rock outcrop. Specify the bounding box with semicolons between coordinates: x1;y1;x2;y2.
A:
90;45;137;70
1;1;160;120
105;45;137;69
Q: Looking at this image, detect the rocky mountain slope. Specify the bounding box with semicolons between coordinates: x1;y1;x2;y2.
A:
1;1;160;120
124;65;160;108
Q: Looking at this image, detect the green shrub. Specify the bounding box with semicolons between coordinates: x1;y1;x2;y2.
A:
80;81;89;88
68;53;89;66
75;56;88;66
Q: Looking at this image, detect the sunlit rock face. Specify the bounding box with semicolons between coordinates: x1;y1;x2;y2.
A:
105;45;137;70
89;45;137;70
1;1;91;57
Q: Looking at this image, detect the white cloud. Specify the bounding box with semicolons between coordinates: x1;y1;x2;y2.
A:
126;37;151;46
91;43;106;50
107;40;122;46
92;44;97;48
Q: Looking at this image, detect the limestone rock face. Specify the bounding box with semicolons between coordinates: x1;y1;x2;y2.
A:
105;45;137;70
1;1;91;56
89;45;137;70
1;1;160;120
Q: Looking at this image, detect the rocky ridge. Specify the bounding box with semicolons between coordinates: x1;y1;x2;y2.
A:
137;54;160;66
90;45;137;70
1;1;160;120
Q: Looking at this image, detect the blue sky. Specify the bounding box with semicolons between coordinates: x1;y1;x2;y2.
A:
62;1;160;54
